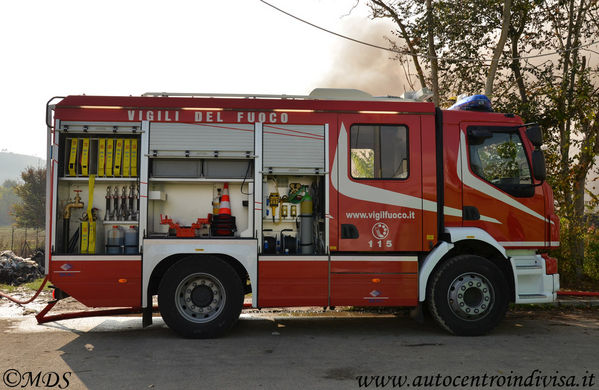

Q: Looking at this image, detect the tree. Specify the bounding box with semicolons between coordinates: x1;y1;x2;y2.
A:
12;167;46;229
0;180;18;226
367;0;516;103
363;0;599;283
493;0;599;282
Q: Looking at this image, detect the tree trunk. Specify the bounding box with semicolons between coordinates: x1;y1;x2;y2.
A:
485;0;513;98
572;175;586;280
425;0;440;105
562;0;588;281
508;9;528;105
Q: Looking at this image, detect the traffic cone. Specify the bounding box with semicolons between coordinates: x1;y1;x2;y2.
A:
219;183;231;215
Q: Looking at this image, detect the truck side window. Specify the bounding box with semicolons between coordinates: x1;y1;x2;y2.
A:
468;130;533;197
350;125;408;179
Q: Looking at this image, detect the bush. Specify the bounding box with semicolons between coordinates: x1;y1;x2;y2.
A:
584;226;599;281
555;219;599;290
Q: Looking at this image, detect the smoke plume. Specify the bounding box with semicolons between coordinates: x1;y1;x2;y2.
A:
316;17;412;97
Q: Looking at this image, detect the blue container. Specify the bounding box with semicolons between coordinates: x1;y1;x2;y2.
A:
124;226;139;254
106;225;124;255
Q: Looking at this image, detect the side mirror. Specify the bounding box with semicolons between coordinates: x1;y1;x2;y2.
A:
526;125;543;147
532;149;546;181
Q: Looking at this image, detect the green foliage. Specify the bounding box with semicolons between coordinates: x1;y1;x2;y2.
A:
0;180;18;225
351;149;375;178
368;0;599;286
479;140;520;182
583;226;599;281
555;222;599;286
12;167;46;229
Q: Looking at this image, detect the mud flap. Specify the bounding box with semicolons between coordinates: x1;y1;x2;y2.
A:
142;306;153;328
410;302;424;324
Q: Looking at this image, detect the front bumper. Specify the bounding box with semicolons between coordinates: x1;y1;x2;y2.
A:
510;255;560;304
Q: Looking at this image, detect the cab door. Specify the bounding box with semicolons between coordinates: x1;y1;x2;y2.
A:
459;122;546;247
335;114;423;252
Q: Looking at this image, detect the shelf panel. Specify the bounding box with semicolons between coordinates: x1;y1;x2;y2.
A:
263;218;299;223
102;221;139;225
59;177;139;182
149;177;253;183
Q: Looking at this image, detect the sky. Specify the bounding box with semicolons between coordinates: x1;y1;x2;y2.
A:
0;0;404;159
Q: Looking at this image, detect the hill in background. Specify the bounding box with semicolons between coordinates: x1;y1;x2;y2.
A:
0;152;44;184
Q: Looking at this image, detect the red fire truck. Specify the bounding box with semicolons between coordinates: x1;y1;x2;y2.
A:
44;89;560;338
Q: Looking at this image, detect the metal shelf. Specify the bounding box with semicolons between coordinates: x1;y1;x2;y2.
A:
149;177;252;183
102;221;139;225
59;177;138;182
263;218;298;223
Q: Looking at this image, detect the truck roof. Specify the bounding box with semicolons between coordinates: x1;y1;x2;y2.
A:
55;88;436;114
54;89;522;124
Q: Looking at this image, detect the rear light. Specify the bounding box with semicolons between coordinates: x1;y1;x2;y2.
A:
541;253;558;275
52;287;70;300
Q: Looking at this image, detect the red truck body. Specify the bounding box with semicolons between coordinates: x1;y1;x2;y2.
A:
45;90;560;337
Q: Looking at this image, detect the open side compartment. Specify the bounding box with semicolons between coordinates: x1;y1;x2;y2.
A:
146;158;254;239
261;175;326;256
53;123;141;256
144;121;255;240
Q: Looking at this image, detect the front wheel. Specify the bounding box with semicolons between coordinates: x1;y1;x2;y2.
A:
158;256;243;338
427;255;509;336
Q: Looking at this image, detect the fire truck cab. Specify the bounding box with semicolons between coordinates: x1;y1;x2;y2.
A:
45;89;560;337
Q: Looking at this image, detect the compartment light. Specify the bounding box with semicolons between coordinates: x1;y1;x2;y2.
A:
79;106;124;109
358;111;401;115
273;109;314;113
181;107;224;111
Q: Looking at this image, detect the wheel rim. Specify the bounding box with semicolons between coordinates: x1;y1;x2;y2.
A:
175;273;226;323
447;272;494;321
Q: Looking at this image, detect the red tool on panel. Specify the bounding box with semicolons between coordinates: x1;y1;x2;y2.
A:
160;214;209;238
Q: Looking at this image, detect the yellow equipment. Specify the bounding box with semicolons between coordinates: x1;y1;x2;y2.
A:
98;138;106;177
114;139;123;176
268;192;280;223
123;139;131;177
80;138;90;176
105;139;114;176
281;204;288;218
81;175;96;254
130;139;138;176
68;138;78;176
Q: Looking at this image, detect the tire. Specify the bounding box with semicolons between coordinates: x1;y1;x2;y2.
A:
427;255;509;336
158;256;243;338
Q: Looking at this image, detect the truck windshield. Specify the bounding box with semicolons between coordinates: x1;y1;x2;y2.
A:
468;130;533;197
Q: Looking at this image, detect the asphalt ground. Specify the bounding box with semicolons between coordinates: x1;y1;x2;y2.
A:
1;301;599;390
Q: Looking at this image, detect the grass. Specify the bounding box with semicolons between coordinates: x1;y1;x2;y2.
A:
23;277;50;291
0;277;50;293
0;226;46;293
0;283;17;293
0;226;44;257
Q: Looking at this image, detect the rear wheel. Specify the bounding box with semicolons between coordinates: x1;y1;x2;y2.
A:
158;256;243;338
427;255;509;336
